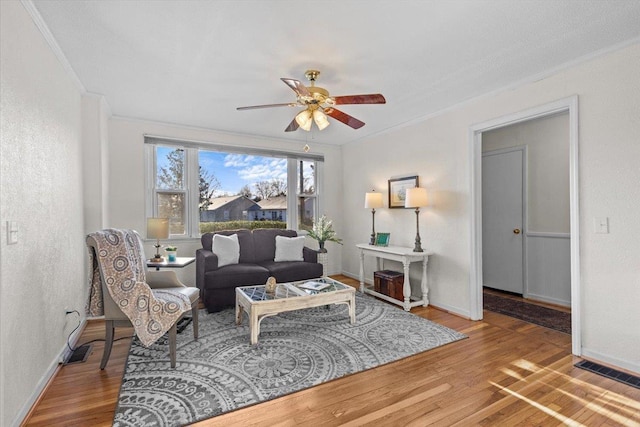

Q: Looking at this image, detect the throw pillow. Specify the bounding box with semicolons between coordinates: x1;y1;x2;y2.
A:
274;235;305;262
212;233;240;267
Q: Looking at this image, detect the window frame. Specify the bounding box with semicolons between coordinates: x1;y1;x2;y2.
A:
145;137;324;239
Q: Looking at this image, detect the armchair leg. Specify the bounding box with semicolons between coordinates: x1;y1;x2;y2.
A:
192;300;199;341
169;323;177;368
100;320;115;370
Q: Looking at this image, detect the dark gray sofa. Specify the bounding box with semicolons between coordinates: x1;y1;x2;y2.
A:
196;229;323;312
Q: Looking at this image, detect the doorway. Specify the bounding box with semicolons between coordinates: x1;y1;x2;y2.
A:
469;96;581;356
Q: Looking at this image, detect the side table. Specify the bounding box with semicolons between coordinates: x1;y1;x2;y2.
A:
146;256;195;271
317;252;329;276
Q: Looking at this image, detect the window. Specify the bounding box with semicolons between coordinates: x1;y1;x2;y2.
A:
296;160;317;231
146;138;324;238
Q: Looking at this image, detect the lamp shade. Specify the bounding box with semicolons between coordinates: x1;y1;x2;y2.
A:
404;187;428;208
365;191;384;209
147;218;169;239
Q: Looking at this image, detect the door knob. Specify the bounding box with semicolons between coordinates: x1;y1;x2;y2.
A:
513;228;521;234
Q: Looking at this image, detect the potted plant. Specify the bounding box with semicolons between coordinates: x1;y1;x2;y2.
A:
165;245;178;262
307;215;342;253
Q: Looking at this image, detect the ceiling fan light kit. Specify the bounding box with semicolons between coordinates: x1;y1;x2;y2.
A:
237;69;386;132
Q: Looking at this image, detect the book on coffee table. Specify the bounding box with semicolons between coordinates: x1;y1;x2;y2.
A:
299;281;330;291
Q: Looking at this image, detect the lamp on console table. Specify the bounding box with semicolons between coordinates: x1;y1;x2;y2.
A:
147;218;169;262
365;191;384;245
404;187;428;252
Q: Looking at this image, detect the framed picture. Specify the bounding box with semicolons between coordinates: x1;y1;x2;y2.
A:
375;232;390;247
388;175;419;208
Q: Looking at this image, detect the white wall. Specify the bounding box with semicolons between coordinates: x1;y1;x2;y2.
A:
0;2;86;425
342;43;640;371
105;118;345;284
82;94;111;234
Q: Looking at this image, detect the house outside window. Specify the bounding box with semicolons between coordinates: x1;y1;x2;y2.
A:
145;138;323;237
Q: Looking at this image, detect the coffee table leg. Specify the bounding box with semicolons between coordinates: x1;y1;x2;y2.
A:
250;309;259;345
236;300;243;325
349;294;356;324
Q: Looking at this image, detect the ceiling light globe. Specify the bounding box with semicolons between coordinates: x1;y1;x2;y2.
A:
313;110;330;130
295;110;313;131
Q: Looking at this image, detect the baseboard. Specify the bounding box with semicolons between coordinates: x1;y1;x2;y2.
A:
525;292;570;308
581;347;640;375
13;319;87;427
341;270;471;319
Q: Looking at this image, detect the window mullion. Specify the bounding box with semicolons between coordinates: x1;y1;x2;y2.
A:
187;148;200;238
145;144;157;218
287;159;298;230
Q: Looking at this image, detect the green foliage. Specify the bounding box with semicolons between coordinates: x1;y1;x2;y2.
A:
199;220;287;233
307;215;342;245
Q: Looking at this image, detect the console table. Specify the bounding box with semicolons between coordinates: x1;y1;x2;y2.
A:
356;244;432;311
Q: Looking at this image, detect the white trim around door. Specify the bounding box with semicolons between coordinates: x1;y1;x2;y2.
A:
468;95;581;356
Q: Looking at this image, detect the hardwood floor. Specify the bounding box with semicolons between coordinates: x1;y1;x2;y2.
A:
23;275;640;426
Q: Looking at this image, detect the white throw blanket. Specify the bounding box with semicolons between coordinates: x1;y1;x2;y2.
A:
86;229;191;346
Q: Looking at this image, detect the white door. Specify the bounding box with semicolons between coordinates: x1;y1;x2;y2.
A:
482;148;525;294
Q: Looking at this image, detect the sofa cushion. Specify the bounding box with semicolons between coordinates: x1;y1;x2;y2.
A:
204;264;270;289
253;229;297;262
212;233;240;267
274;235;305;262
202;229;256;263
259;260;323;283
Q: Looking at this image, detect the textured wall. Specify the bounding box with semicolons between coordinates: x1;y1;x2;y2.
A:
342;43;640;371
0;2;85;425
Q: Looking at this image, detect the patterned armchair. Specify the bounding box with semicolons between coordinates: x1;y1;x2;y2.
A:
86;229;199;369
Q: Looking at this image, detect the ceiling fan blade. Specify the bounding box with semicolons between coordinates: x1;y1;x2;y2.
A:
281;78;311;97
285;117;299;132
237;103;298;111
324;107;365;129
332;94;386;105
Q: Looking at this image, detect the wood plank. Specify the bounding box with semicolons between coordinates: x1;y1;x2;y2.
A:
22;275;640;427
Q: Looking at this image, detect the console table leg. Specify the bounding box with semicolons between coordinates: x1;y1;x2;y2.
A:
402;260;411;311
422;257;429;307
359;250;365;293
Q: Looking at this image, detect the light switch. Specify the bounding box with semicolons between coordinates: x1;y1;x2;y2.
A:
7;221;18;244
594;217;609;234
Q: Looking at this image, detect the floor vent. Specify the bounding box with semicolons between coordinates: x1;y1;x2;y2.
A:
575;360;640;389
65;344;93;365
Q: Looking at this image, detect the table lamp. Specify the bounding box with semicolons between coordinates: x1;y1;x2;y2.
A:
404;187;428;252
365;191;384;245
147;218;169;262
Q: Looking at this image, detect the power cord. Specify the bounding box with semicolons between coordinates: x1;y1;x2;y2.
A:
65;310;132;352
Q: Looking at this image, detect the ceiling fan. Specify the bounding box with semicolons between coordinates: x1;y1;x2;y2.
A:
237;70;386;132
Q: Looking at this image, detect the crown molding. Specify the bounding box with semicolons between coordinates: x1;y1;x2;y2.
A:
20;0;86;93
347;37;640;146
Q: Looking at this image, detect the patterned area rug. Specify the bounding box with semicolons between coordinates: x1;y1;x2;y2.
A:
483;292;571;334
114;292;466;426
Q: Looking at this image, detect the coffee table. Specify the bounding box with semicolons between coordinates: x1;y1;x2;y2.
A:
235;277;356;345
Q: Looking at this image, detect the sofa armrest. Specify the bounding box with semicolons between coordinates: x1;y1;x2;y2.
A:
196;248;218;291
303;246;318;263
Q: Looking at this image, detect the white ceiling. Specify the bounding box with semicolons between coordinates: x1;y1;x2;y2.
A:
32;0;640;145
